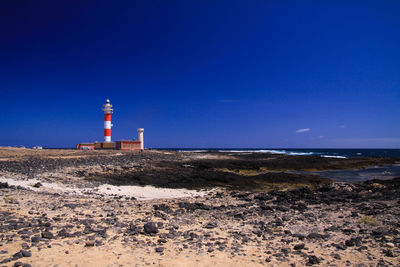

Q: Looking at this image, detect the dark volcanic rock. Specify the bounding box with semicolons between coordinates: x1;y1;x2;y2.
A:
372;228;388;237
0;182;10;189
153;204;171;213
383;249;395;257
231;192;250;199
345;237;361;247
12;251;23;260
0;149;395;191
126;222;140;235
275;205;290;212
157;238;167;244
178;202;211;212
20;250;31;257
307;233;325;240
291;203;307;211
307;255;321;265
13;262;32;267
41;231;54;239
155;247;164;253
334;243;347;250
32;182;42;188
57;229;73;238
292;233;306;240
85;240;95;247
144;222;158;234
204;222;218;229
259;204;274;211
0;258;12;264
31;235;41;243
254;193;273;201
293;243;305;250
342;228;355;235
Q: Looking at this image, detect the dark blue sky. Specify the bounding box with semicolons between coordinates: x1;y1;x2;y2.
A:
1;1;399;148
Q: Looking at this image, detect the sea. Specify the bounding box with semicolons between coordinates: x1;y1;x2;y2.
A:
166;148;400;182
173;148;400;159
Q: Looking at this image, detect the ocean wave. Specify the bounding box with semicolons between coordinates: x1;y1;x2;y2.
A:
180;149;346;159
287;152;315;156
321;155;347;159
217;150;288;154
216;150;317;156
170;149;400;159
209;149;348;159
178;150;209;152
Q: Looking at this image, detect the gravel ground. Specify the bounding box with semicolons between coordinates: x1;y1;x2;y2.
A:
0;148;399;266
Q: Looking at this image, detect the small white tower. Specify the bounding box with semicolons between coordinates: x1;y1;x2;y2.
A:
137;128;144;150
102;99;113;142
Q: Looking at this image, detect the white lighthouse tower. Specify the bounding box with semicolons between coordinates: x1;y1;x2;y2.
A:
102;99;113;142
137;128;144;150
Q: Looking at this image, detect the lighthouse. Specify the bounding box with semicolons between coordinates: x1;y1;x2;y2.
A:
77;99;146;151
102;99;113;142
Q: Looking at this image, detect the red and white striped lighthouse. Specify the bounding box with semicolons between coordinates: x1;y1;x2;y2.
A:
102;99;113;142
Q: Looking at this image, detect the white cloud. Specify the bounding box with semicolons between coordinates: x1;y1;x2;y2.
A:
339;125;345;128
318;135;324;139
296;128;311;133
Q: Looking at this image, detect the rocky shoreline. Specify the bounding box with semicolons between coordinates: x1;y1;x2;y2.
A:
0;148;399;266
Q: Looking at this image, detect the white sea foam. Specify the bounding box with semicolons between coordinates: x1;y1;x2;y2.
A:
180;149;349;159
263;150;289;154
179;150;209;152
287;152;315;156
217;150;316;156
217;150;288;154
321;155;347;159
